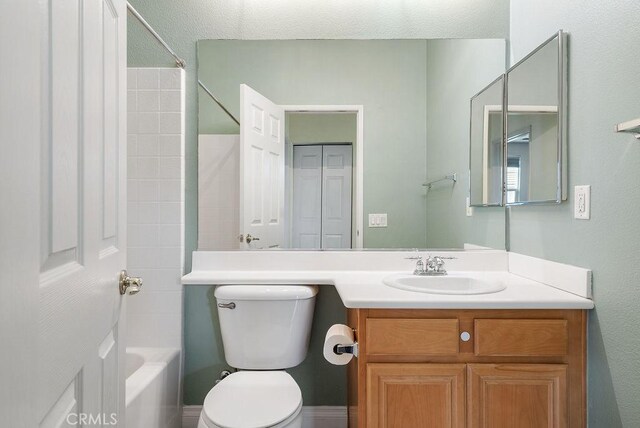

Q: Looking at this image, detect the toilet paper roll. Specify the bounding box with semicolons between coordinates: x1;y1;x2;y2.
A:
323;324;355;365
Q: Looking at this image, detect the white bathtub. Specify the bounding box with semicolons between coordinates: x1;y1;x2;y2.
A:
126;347;181;428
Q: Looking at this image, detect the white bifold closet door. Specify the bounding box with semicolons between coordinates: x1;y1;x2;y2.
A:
292;145;352;249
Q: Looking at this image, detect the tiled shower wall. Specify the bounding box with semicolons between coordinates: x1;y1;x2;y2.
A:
126;68;185;348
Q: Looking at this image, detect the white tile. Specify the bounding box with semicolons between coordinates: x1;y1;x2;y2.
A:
127;68;137;89
156;247;182;268
137;90;160;112
138;180;159;201
138;202;159;224
159;112;182;134
137;69;159;89
158;224;182;247
127;112;138;134
137;157;159;179
127;157;139;179
159;69;182;89
126;313;182;348
127;247;157;269
160;90;181;112
159;202;182;224
128;134;138;156
138;224;159;246
127;202;139;224
137;112;159;134
137;134;160;156
127;290;182;315
127;224;141;247
130;268;182;291
159;135;182;156
158;179;182;202
127;180;139;202
159;157;181;179
127;90;137;112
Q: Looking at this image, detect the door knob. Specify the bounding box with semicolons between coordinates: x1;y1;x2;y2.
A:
119;270;143;295
245;234;260;244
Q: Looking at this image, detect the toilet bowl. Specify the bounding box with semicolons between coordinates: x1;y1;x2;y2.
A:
197;371;303;428
198;285;318;428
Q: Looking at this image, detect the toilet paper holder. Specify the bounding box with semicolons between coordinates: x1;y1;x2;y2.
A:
333;343;359;358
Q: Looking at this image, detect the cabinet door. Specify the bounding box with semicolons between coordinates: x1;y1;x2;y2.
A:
367;363;465;428
468;364;568;428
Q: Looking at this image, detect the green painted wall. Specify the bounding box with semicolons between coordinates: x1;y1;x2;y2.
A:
424;39;507;249
126;0;510;408
286;113;357;146
509;1;640;426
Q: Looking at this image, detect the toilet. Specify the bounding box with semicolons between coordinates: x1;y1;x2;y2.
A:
198;285;319;428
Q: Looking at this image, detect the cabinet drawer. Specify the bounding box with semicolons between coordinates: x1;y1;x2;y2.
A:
474;319;568;357
366;318;459;356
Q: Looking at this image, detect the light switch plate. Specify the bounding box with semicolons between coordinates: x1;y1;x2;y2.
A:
574;185;591;220
368;213;388;228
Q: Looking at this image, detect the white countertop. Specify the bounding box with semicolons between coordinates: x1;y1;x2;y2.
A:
182;269;594;310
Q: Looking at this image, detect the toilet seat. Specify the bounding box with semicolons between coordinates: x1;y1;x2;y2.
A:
200;371;303;428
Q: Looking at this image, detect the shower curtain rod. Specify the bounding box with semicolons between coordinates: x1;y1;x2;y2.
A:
198;79;241;126
127;2;186;68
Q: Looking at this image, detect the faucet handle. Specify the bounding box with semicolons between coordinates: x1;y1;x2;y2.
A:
404;256;422;260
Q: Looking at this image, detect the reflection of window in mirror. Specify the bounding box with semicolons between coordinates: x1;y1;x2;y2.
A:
505;126;531;203
506;157;521;203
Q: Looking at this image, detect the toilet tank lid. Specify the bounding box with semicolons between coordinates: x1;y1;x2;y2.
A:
215;285;319;301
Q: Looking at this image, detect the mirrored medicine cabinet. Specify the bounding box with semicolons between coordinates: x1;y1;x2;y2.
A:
469;30;567;207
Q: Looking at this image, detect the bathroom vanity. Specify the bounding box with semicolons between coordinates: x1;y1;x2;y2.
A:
347;308;585;428
184;250;593;428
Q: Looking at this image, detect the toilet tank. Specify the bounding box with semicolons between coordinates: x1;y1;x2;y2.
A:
215;285;319;370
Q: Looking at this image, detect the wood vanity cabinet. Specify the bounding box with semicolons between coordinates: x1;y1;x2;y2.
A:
347;309;586;428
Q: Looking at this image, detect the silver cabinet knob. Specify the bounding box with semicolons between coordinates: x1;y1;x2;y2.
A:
119;270;143;295
460;331;471;342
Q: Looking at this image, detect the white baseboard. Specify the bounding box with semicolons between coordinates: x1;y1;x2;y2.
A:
182;405;347;428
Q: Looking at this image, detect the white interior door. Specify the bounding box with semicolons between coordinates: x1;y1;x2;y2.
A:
292;145;323;249
322;145;353;248
239;84;285;249
0;0;127;426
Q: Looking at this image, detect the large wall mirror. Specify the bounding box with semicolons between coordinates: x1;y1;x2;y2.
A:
197;39;507;251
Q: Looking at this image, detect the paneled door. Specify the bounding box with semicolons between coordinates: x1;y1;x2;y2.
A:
291;145;323;248
0;0;128;426
367;363;466;428
239;84;285;249
321;145;352;248
468;364;568;428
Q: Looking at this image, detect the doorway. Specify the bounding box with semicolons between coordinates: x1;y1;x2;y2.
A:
283;107;364;248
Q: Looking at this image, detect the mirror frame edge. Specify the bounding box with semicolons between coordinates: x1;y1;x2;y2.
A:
503;29;568;206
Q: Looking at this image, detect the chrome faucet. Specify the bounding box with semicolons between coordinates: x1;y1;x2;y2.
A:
405;254;456;276
405;256;425;275
425;256;447;275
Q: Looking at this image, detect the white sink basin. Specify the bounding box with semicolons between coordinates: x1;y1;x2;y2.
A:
383;273;506;295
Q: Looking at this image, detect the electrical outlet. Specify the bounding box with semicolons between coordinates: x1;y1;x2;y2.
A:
368;213;388;228
574;185;591;220
466;197;474;217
